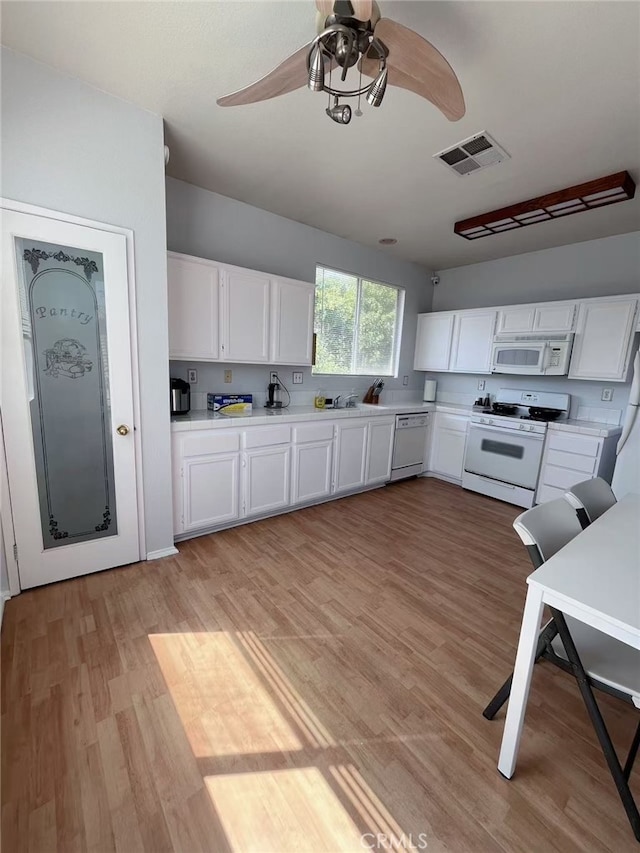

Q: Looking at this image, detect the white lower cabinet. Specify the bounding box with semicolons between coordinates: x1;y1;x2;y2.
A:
535;429;618;504
243;446;291;516
365;418;395;485
173;415;400;539
334;422;368;493
183;454;240;531
292;441;333;504
429;413;469;481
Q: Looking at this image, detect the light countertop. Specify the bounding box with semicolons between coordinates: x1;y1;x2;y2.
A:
171;401;621;436
170;401;474;431
548;419;622;438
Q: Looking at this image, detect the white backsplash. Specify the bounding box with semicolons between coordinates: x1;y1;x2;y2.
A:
427;372;629;424
172;360;425;412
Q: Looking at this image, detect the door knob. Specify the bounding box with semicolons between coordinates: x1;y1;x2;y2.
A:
116;424;130;436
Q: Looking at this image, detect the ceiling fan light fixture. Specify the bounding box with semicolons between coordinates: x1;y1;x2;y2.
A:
366;66;388;107
326;100;352;124
308;44;325;91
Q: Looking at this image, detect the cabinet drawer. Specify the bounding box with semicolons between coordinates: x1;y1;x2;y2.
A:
182;431;241;457
545;448;598;474
293;422;335;444
547;431;601;457
536;483;566;504
437;413;468;433
243;425;291;448
541;465;594;490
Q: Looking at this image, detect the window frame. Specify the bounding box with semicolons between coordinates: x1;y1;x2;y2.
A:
312;264;405;378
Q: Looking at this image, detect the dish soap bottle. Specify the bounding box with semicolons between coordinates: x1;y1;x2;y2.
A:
314;388;326;409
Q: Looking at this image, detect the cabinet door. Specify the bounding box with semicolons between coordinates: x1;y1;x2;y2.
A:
182;454;240;531
496;306;535;335
569;298;638;381
334;422;368;492
533;302;576;333
243;447;291;516
365;419;395;485
414;313;455;371
168;253;220;360
271;278;315;365
222;268;270;362
450;311;496;373
429;414;468;480
292;441;333;504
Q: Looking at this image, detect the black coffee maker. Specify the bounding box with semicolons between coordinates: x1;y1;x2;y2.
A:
170;378;191;415
265;382;283;409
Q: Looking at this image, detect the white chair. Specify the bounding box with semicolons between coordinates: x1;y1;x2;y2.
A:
483;497;640;841
564;477;617;529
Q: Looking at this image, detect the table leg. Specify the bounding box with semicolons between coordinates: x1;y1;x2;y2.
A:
498;584;545;778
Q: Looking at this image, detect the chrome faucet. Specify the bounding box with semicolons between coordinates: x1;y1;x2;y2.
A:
345;394;358;408
333;394;342;409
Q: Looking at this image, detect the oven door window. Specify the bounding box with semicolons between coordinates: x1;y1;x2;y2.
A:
464;426;544;489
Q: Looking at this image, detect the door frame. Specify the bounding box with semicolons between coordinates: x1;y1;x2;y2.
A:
0;198;147;590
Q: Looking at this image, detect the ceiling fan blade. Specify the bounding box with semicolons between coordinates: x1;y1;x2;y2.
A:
316;0;373;21
217;43;313;107
361;18;465;121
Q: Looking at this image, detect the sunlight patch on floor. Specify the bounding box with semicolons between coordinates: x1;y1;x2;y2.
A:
149;631;303;757
204;766;365;853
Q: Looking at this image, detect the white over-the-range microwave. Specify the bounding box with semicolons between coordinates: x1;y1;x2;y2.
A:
491;333;574;376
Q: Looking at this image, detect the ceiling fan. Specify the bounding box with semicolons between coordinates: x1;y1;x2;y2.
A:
217;0;465;125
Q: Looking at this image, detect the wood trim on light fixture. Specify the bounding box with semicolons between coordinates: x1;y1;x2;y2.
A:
454;171;636;240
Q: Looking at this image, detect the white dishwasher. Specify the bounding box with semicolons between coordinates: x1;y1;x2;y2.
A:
390;413;429;481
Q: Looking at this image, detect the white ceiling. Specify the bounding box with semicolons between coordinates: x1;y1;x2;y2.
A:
2;1;639;270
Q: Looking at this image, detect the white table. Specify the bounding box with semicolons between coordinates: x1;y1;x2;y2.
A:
498;492;640;778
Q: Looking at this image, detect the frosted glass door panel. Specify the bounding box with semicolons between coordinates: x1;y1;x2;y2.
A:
17;239;117;549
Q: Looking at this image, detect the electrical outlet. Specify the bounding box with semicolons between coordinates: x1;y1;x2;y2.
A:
292;371;303;384
402;375;409;386
224;369;232;384
477;380;486;391
601;388;613;402
270;372;278;384
187;368;197;384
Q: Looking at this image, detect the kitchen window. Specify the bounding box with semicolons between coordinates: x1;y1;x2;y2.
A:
313;266;404;376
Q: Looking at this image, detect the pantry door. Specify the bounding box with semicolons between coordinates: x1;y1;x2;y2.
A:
1;209;140;589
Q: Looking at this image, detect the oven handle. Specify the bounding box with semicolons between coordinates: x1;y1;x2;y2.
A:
469;422;545;441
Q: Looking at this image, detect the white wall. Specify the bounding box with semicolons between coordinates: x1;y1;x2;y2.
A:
166;177;433;403
433;231;640;311
426;231;640;420
1;48;174;555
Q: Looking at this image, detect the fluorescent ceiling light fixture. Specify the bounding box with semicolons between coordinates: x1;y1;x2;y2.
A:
454;171;635;240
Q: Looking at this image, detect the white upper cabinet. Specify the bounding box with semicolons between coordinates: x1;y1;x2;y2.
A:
533;302;576;333
168;252;220;360
450;310;496;373
414;313;455;371
569;297;638;381
496;301;576;335
496;305;536;335
222;268;271;363
270;278;315;365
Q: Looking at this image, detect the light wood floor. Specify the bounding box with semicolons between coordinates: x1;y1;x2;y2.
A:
2;478;638;852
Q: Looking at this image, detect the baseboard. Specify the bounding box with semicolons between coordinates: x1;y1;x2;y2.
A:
0;591;11;630
146;546;179;561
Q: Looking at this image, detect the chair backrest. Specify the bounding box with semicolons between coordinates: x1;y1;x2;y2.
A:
513;498;584;569
564;477;617;528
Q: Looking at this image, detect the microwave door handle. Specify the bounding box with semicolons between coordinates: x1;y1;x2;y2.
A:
541;343;552;372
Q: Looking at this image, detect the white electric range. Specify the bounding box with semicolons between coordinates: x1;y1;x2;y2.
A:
462;389;570;508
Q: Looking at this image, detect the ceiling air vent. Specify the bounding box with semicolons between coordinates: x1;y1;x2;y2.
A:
434;132;510;177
